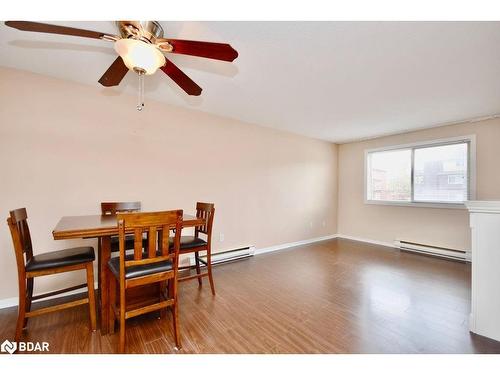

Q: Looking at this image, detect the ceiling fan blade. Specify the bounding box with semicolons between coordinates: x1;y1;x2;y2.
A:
160;58;202;96
98;57;129;87
161;39;238;62
4;21;118;41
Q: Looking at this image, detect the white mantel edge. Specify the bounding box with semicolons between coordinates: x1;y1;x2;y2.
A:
465;200;500;214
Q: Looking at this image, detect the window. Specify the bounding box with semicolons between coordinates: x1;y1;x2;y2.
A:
367;148;411;202
365;136;475;207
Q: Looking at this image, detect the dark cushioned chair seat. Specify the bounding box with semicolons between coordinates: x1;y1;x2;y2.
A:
110;234;149;252
25;247;95;272
170;236;207;250
108;256;173;279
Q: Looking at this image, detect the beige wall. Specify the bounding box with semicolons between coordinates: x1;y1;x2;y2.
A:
3;64;499;304
0;67;338;301
338;118;500;251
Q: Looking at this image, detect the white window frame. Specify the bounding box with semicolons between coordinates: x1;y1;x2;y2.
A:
364;135;476;209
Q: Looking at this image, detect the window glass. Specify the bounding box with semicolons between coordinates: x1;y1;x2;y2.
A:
413;143;468;202
366;141;469;204
367;149;411;201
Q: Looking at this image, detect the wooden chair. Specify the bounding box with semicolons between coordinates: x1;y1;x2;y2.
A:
175;202;216;294
101;201;142;215
107;210;183;353
7;208;96;344
100;201;142;253
99;202;146;294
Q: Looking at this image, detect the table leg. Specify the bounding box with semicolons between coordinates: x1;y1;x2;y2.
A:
97;239;101;299
99;236;111;335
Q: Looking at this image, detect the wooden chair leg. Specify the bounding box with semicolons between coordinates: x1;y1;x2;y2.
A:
108;275;116;334
86;263;97;331
23;277;33;328
206;250;216;295
172;298;181;350
195;251;202;286
119;286;126;353
15;279;26;343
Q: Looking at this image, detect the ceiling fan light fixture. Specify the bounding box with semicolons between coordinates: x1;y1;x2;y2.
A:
4;20;238;106
114;39;165;75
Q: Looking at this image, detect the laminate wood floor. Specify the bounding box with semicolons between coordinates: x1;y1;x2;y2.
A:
1;238;500;354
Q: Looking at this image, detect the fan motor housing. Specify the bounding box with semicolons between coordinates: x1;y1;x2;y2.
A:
116;21;164;44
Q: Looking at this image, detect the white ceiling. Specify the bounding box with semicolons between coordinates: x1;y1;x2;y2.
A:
1;21;500;143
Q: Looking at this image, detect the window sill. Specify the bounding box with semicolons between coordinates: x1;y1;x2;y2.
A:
364;200;467;210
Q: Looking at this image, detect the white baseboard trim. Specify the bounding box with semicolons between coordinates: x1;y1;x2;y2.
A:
254;234;338;255
0;297;19;310
0;233;393;309
336;234;396;249
0;282;98;310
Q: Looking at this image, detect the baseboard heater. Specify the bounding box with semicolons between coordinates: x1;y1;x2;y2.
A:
189;246;255;266
395;240;469;262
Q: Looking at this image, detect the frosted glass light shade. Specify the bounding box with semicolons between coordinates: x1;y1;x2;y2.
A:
114;39;166;75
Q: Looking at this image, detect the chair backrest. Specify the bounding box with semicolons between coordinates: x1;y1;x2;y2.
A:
116;210;183;280
7;208;33;273
195;202;215;238
101;201;141;215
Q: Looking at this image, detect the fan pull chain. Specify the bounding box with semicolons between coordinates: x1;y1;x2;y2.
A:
137;70;145;111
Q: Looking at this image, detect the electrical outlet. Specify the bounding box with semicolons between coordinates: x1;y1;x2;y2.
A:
322;220;326;227
309;221;313;229
219;233;225;242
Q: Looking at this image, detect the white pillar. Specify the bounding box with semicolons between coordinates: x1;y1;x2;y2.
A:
465;201;500;342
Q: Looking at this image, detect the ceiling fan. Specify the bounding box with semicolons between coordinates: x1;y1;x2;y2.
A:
4;21;239;110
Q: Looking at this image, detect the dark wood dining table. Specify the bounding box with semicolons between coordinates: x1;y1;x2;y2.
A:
52;213;204;334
